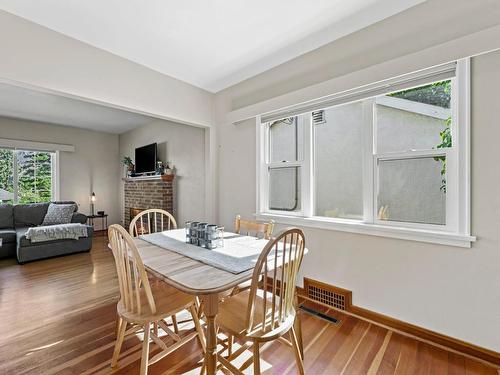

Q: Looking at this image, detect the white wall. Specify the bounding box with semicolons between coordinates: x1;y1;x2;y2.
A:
214;1;500;352
119;119;206;225
0;10;213;128
0;117;120;229
221;0;500;112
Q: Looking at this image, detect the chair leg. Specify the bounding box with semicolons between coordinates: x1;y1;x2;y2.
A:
227;335;233;357
190;305;206;352
294;312;304;360
253;341;261;375
171;314;179;334
115;314;123;339
197;299;204;319
140;323;151;375
290;327;305;375
111;317;127;368
294;293;304;360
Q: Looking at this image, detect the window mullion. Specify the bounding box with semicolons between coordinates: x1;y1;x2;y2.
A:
13;150;18;204
362;99;375;223
52;151;60;201
267;161;302;169
302;114;313;217
455;58;471;235
256;117;267;213
376;149;447;160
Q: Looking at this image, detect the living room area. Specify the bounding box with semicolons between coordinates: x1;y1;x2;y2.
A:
0;83;210;373
1;1;500;374
0;82;206;260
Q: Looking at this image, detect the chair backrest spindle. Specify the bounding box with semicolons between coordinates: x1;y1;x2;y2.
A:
234;215;274;239
109;224;156;315
245;228;305;335
129;209;177;238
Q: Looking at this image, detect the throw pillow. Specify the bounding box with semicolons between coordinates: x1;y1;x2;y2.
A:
42;203;76;226
52;201;78;212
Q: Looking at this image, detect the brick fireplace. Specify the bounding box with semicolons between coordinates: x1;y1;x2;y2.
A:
123;175;174;228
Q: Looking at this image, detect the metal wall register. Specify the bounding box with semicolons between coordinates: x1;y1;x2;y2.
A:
185;222;224;249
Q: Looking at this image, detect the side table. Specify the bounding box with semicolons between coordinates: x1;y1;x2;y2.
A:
87;214;108;236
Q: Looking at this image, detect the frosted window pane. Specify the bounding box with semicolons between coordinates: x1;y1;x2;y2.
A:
269;167;301;212
269;117;304;162
314;102;364;220
377;157;446;225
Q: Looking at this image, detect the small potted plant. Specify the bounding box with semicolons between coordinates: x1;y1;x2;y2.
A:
122;156;134;177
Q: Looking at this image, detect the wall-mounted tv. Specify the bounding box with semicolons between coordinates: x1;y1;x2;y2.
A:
135;143;157;174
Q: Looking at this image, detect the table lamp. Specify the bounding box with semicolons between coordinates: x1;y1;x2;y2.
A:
90;192;96;216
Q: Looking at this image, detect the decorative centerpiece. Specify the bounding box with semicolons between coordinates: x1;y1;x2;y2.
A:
165;162;174;175
156;161;165;175
185;221;224;249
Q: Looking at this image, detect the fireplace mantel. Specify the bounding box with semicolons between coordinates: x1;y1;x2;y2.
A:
122;174;174;182
123;175;175;227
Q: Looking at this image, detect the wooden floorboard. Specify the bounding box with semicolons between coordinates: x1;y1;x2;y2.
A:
0;235;498;374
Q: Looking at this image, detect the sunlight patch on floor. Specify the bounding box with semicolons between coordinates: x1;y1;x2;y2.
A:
27;339;64;354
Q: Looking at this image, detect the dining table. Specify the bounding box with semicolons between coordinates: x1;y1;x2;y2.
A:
131;228;304;375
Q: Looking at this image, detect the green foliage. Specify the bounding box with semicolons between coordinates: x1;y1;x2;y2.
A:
434;116;451;193
17;151;52;203
122;156;133;166
0;149;52;203
389;80;451;108
0;149;14;202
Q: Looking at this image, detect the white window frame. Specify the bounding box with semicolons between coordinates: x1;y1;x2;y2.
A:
261;115;312;217
256;59;475;248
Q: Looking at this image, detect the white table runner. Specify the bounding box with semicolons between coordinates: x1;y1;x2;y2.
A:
140;229;270;274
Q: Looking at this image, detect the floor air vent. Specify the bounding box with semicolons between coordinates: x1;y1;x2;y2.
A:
300;305;340;325
303;278;352;311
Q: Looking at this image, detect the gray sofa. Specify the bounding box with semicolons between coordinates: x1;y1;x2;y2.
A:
0;201;93;263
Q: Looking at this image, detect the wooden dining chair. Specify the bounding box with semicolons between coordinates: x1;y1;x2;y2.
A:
234;215;274;239
129;208;177;237
108;224;205;375
215;227;306;375
227;215;276;297
128;209;185;332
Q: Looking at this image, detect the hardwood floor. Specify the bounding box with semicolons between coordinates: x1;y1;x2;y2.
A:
0;235;498;374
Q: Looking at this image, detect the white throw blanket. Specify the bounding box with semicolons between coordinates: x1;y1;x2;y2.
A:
25;223;88;243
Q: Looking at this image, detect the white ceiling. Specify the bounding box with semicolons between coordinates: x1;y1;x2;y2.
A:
0;0;425;93
0;83;155;133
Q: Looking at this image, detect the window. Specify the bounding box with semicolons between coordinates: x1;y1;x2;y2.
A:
257;60;473;247
374;80;452;228
266;117;305;212
314;100;364;220
0;148;57;204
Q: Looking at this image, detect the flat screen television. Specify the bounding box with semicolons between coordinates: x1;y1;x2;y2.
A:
135;143;157;174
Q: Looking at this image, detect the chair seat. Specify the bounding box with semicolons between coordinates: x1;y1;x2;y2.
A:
216;289;295;342
118;279;195;324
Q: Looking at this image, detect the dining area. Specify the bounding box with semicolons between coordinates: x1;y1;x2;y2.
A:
108;209;306;375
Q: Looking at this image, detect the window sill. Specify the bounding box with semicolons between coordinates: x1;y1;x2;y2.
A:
255;213;476;248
